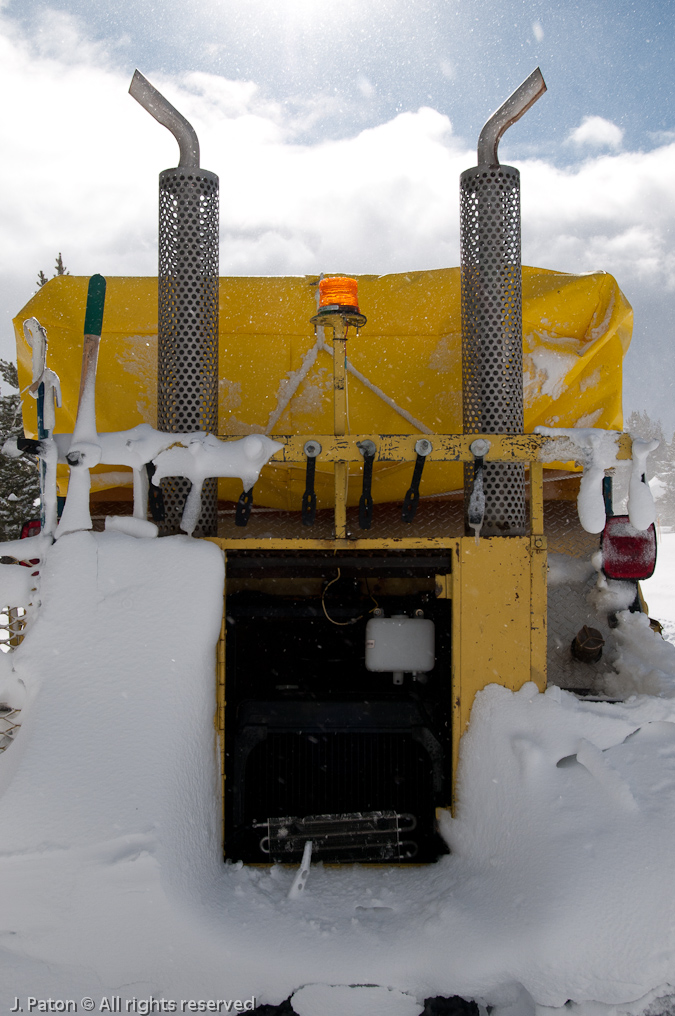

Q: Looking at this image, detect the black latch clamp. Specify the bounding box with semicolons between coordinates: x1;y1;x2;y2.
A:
302;440;321;527
145;462;165;522
467;438;490;539
235;487;254;527
357;440;376;529
401;439;432;524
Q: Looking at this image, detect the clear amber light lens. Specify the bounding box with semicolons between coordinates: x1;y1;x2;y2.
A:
318;276;359;310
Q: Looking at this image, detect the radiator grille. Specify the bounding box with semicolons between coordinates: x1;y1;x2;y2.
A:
239;731;435;861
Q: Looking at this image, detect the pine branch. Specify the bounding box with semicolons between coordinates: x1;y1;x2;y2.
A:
54;252;69;277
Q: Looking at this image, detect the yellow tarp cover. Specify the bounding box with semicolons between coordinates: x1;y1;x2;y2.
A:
14;267;632;509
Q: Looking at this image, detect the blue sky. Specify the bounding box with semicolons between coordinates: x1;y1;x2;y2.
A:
1;0;674;428
9;0;673;152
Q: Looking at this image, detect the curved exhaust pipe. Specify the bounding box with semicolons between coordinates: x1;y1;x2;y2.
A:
477;67;546;166
129;69;200;168
128;69;219;537
460;68;547;536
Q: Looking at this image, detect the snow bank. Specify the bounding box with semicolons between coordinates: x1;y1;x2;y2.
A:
643;532;675;645
601;611;675;698
1;535;675;1014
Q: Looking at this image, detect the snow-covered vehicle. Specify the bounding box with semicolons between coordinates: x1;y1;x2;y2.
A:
4;68;659;868
4;64;675;1016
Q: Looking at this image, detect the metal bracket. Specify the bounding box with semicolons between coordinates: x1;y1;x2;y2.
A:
357;440;376;530
310;309;367;337
467;456;485;533
146;462;165;522
466;439;489;538
15;437;41;456
402;441;432;524
235;487;254;528
302;441;321;527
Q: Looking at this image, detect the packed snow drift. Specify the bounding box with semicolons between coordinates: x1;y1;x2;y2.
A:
1;531;675;1015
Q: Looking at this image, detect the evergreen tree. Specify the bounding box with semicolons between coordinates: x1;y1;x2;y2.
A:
656;439;675;526
0;360;40;541
54;253;69;277
35;254;69;292
624;410;672;476
625;409;675;525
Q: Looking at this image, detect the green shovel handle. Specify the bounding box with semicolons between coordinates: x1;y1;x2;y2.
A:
83;274;106;337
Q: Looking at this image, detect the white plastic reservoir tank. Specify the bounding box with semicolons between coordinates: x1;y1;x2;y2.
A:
365;614;435;674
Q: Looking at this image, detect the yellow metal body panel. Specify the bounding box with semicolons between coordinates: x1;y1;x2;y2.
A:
14;268;632;503
530;535;548;690
216;555;227;841
267;432;632;464
208;537;454;550
451;536;547;782
11;269;633;842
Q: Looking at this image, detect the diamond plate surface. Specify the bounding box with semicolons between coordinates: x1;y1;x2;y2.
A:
543;501;612;689
216;499;465;541
544;501;600;558
546;575;618;691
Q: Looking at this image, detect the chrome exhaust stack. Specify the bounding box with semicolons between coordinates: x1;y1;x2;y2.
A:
130;70;219;536
461;68;546;536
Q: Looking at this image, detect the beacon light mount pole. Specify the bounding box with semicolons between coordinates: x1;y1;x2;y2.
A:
310;277;367;539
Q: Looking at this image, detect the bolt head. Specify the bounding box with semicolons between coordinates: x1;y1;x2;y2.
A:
470;438;491;458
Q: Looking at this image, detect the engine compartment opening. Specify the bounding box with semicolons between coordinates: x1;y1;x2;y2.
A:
223;552;452;864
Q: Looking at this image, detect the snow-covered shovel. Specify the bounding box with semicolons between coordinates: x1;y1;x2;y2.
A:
22;317;62;536
56;275;106;537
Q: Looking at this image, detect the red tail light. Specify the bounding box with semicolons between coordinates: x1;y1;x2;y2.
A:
20;520;41;540
601;515;657;580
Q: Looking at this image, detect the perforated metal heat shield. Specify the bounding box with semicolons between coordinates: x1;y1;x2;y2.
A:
460;165;526;536
158;166;219;536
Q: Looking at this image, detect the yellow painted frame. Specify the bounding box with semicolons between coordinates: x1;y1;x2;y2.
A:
210;429;630;826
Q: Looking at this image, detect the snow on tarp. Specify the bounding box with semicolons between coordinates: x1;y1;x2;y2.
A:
2;533;675;1013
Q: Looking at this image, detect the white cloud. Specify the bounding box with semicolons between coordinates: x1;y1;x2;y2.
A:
0;12;671;298
648;129;675;145
0;9;674;425
521;146;675;286
568;115;624;150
